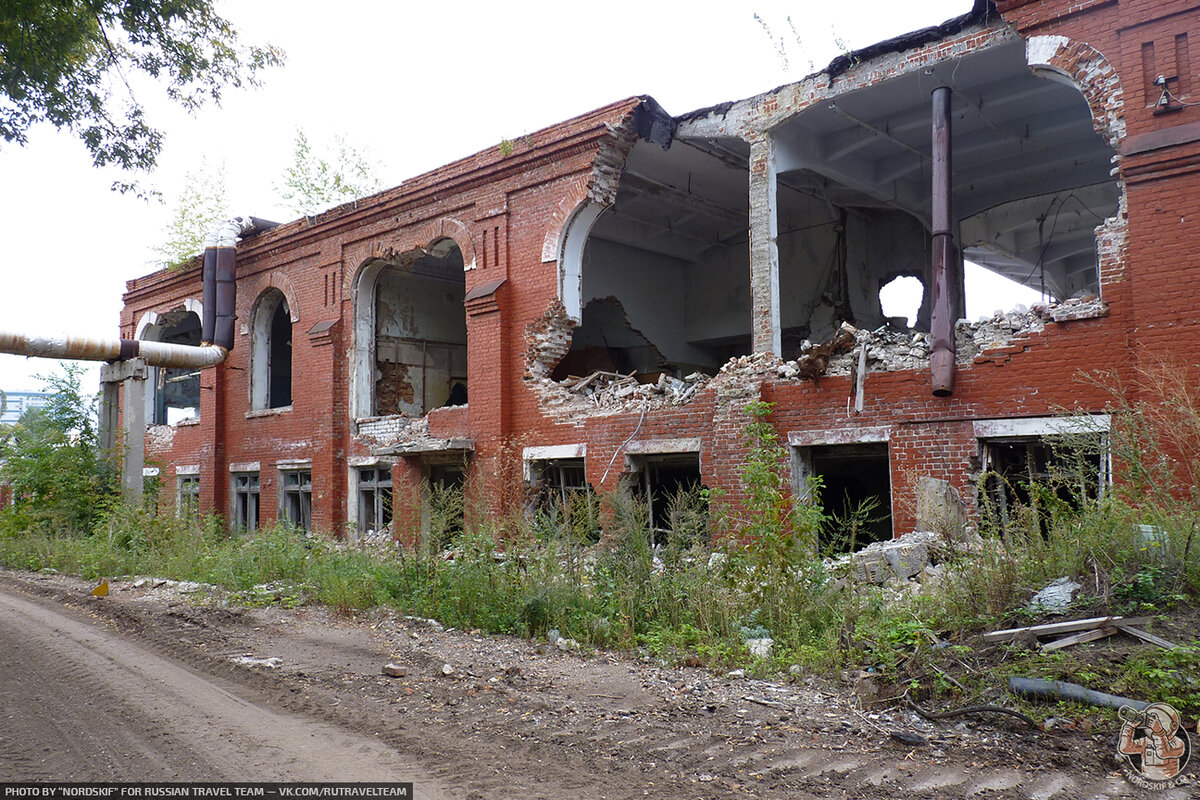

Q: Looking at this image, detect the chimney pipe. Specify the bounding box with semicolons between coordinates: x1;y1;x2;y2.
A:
202;216;271;351
930;86;957;398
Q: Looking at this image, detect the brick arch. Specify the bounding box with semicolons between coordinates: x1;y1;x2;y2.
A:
541;177;591;264
412;216;477;271
238;271;301;335
1026;35;1126;151
1026;35;1129;290
134;298;203;341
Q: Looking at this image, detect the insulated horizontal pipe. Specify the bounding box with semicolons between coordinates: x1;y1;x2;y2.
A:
0;331;227;369
1009;677;1149;712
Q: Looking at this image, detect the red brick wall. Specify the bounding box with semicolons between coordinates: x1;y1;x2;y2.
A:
122;0;1200;540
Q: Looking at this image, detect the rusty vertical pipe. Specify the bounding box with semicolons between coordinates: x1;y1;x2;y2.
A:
930;86;957;398
214;246;237;350
201;216;279;352
201;247;217;345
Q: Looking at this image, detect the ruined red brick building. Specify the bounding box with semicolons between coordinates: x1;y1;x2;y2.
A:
120;0;1200;544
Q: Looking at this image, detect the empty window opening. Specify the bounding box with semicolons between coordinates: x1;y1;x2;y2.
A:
575;139;753;375
251;289;293;410
979;435;1106;533
795;443;892;552
369;241;467;417
144;309;202;424
530;458;597;538
423;460;466;547
177;474;200;520
232;473;260;531
879;275;924;329
630;454;705;547
281;469;312;533
357;466;393;536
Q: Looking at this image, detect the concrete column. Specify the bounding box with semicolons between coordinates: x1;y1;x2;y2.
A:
748;136;781;356
100;358;147;504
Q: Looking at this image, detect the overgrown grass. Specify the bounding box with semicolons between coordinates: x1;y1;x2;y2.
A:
3;365;1200;719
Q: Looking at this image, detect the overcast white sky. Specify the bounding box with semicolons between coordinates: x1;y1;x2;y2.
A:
0;0;1039;393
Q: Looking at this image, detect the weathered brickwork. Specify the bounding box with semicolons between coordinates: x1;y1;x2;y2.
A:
121;0;1200;540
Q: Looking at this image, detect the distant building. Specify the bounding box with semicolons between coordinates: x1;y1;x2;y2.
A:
0;391;51;425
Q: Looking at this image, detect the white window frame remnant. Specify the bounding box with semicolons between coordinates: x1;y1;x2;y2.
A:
176;466;200;520
524;445;591;519
231;471;260;532
554;202;606;322
137;300;204;426
974;415;1112;526
279;466;312;533
522;444;586;482
356;464;394;539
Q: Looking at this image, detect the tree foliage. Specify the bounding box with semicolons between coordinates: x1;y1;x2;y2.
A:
0;364;114;534
151;157;227;267
277;128;381;217
0;0;283;187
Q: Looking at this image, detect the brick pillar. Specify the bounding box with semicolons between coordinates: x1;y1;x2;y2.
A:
465;282;506;520
748;136;781;357
307;319;342;536
198;362;226;517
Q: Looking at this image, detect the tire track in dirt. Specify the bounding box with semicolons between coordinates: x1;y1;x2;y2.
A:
0;584;448;796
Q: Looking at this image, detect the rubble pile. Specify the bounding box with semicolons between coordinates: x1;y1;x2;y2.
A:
827;531;946;585
775;297;1107;381
717;351;783;376
559;369;709;406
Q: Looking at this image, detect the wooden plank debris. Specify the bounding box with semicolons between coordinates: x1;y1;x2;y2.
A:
983;615;1150;643
1115;623;1182;651
1040;626;1117;652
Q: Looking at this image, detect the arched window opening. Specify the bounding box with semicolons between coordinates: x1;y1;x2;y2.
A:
355;240;467;418
251;289;293;410
142;308;202;425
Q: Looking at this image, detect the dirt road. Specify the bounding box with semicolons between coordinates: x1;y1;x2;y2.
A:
0;569;1191;799
0;582;444;795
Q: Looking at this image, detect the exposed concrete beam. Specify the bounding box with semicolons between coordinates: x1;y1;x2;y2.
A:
622;171;747;227
776;133;898;207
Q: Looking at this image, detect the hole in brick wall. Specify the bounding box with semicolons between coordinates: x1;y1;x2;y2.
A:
551;297;666;381
579;140;752;372
879;275;923;329
964;261;1050;321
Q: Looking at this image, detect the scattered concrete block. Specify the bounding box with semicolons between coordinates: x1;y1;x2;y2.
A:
745;638;773;658
1029;576;1081;614
382;663;407;677
915;477;966;537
